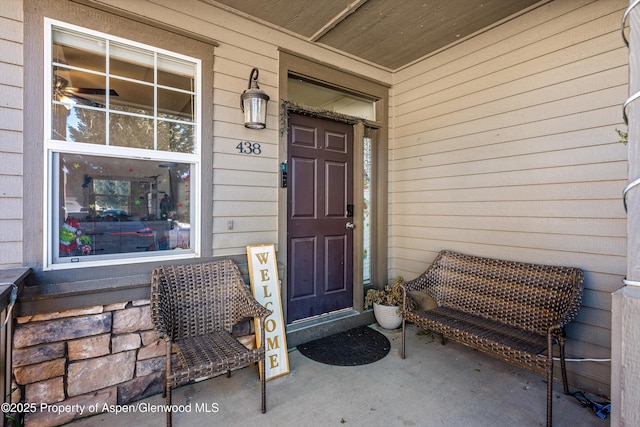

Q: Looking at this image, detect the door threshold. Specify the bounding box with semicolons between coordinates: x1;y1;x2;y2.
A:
287;308;358;332
285;309;375;348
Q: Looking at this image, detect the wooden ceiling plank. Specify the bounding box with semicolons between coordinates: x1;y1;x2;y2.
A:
310;0;369;42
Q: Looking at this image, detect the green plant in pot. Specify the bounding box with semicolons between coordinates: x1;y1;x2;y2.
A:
365;277;417;329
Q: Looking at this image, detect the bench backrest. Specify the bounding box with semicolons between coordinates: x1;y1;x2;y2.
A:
423;250;584;334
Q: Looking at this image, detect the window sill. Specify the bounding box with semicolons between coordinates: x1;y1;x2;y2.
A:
17;273;151;317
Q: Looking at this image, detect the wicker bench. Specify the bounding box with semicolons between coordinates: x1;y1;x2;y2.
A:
400;250;583;427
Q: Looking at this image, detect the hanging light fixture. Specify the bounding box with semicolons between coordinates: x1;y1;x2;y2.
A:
240;68;270;129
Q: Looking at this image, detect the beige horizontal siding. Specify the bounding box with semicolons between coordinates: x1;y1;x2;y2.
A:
389;0;628;395
0;0;23;267
98;0;391;256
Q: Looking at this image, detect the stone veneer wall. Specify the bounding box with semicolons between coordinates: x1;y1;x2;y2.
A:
12;300;166;427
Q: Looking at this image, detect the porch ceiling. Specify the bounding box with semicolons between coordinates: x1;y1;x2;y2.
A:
201;0;543;70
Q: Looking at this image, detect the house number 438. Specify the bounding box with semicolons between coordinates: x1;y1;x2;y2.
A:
236;141;262;155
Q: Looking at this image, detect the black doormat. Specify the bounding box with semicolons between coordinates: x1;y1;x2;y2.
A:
297;326;390;366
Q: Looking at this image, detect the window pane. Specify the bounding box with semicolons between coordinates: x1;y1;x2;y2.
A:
158;121;195;153
53;103;106;144
109;112;154;149
109;77;154;115
158;54;196;90
287;77;376;121
52;27;106;72
110;42;154;83
55;153;192;260
363;136;372;285
53;66;108;109
158;88;194;121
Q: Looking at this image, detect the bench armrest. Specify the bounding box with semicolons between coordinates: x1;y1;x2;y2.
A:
400;272;430;293
400;273;431;312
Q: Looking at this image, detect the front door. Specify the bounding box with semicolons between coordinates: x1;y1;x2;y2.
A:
287;113;354;322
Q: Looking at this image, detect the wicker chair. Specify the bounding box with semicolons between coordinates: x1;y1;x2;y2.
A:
150;259;272;426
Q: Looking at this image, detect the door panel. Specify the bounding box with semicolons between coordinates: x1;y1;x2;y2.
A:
289;237;316;298
325;161;346;217
291;157;316;218
287;113;353;322
325;235;347;293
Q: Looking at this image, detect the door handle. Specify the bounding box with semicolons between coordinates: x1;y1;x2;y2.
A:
345;222;355;229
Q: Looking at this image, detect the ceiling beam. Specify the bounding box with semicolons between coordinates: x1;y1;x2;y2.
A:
309;0;368;42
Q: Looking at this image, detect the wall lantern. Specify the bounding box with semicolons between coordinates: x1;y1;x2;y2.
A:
240;68;270;129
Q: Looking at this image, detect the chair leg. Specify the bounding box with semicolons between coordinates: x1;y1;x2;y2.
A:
166;387;172;427
165;340;172;427
261;354;267;413
227;369;231;378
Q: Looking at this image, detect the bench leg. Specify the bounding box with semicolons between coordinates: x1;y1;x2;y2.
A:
546;333;553;427
558;334;570;395
401;318;406;359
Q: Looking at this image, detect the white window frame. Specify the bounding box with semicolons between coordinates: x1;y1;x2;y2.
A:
43;18;202;270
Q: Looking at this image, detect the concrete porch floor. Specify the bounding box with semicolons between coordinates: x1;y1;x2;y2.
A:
69;324;609;427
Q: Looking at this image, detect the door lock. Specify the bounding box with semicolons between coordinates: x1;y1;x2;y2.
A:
345;222;355;229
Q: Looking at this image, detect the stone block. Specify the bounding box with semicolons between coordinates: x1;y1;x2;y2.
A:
12;342;65;367
112;333;141;353
30;306;104;322
25;377;64;404
140;329;159;346
132;299;150;306
14;358;65;385
67;351;135;397
112;306;153;334
24;386;117;427
14;313;112;348
16;315;32;324
10;380;21;404
104;302;128;311
136;356;165;377
118;371;164;404
68;333;110;361
137;339;165;360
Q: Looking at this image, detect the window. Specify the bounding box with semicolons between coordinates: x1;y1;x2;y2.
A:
287;76;376;120
45;20;201;269
363;135;373;285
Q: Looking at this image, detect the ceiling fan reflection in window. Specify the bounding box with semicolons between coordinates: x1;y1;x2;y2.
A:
53;74;119;109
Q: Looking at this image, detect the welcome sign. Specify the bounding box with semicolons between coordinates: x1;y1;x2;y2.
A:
246;244;290;380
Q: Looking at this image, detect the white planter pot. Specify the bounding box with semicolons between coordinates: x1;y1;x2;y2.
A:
373;302;402;329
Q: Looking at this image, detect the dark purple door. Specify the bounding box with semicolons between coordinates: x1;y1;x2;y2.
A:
287;113;354;322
